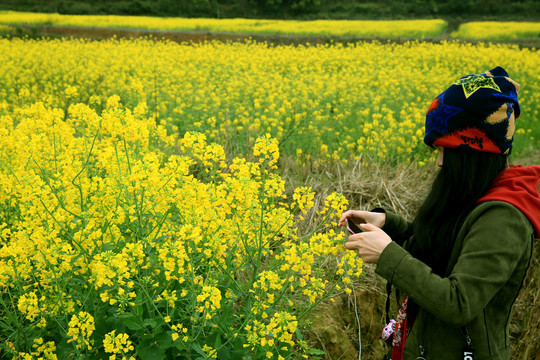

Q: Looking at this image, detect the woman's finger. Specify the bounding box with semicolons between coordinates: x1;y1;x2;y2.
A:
343;225;392;264
343;233;364;249
338;210;354;227
359;223;379;232
343;238;360;250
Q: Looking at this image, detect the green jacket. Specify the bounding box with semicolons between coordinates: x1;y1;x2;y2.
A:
376;201;534;359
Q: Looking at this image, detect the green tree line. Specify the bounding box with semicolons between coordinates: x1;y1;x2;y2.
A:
0;0;538;21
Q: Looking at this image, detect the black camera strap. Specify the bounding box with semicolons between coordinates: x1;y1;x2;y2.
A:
385;282;392;324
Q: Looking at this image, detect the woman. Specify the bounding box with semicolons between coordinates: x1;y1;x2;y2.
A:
339;67;540;359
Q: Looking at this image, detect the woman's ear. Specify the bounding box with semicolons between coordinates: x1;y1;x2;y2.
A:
436;146;444;167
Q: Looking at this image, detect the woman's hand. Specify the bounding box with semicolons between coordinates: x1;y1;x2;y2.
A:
344;223;392;263
338;210;386;229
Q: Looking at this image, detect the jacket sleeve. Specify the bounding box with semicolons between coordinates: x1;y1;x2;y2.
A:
373;207;413;246
375;201;532;326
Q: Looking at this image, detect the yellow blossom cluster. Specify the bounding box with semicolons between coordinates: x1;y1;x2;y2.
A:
67;311;96;351
103;331;135;360
293;187;315;217
0;37;537;166
196;285;222;316
17;291;42;322
171;323;189;342
246;312;299;356
0;93;356;358
18;338;58;360
3;12;539;41
202;344;218;359
253;134;280;169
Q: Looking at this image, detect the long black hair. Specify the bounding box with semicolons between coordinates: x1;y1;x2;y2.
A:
409;148;508;276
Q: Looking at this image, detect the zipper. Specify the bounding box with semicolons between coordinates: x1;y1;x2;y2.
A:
416;310;427;360
462;325;475;360
416;344;426;360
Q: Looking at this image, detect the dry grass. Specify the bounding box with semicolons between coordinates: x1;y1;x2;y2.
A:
282;150;539;359
282;154;435;228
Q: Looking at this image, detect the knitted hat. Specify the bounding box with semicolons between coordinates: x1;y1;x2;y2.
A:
424;66;520;155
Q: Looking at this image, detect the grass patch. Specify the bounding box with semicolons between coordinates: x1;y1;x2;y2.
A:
0;24;14;35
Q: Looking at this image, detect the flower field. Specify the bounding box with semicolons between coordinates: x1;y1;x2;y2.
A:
1;38;538;166
451;21;540;40
0;12;447;38
2;12;540;41
0;36;539;359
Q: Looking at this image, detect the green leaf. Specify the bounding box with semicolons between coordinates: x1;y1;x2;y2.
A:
153;331;173;349
295;328;303;341
117;313;144;331
102;242;115;251
94;315;125;338
136;340;166;360
217;347;231;360
308;348;326;355
192;343;207;357
143;318;158;329
213;333;222;349
54;338;74;358
133;303;144;318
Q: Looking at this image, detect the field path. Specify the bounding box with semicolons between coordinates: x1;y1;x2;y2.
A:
4;23;540;47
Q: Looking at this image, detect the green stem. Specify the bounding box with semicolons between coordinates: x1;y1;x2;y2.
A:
71;118;102;213
296;280;340;322
38;198;91;260
215;261;246;298
137;276;173;331
252;175;267;284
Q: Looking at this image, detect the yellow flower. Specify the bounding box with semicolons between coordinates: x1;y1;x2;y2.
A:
67;311;95;350
17;291;40;321
103;331;135;358
202;344;218;359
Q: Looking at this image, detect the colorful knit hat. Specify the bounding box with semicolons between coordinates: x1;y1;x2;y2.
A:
424;66;520;155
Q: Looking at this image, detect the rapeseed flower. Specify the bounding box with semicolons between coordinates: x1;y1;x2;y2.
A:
0;93;352;357
452;21;540;40
0;38;536;164
67;311;95;351
103;331;135;360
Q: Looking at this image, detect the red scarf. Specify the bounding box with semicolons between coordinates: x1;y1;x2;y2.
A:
392;296;410;360
477;165;540;238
